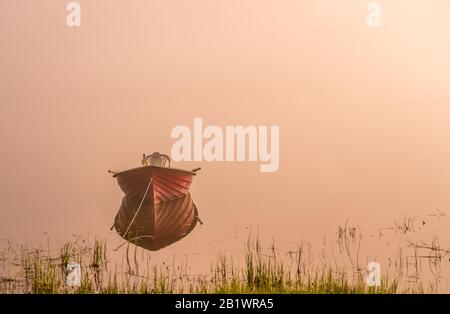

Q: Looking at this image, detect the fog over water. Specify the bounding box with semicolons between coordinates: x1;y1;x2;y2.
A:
1;1;450;278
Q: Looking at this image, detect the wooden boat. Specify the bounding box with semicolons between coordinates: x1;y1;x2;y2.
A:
110;153;201;251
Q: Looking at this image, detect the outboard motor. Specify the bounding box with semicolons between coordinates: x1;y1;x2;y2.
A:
142;152;171;167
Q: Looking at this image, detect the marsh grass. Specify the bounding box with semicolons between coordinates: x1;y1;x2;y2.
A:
1;211;449;294
0;235;400;294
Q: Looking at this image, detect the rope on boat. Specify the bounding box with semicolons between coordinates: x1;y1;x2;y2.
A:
113;235;155;251
113;177;153;251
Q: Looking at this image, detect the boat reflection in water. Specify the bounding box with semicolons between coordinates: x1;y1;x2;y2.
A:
110;152;201;251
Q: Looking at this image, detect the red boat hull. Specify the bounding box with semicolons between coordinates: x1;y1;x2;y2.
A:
112;165;199;251
114;165;194;204
114;192;198;251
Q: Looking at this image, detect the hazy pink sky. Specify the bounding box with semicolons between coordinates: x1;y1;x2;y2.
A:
1;1;450;264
